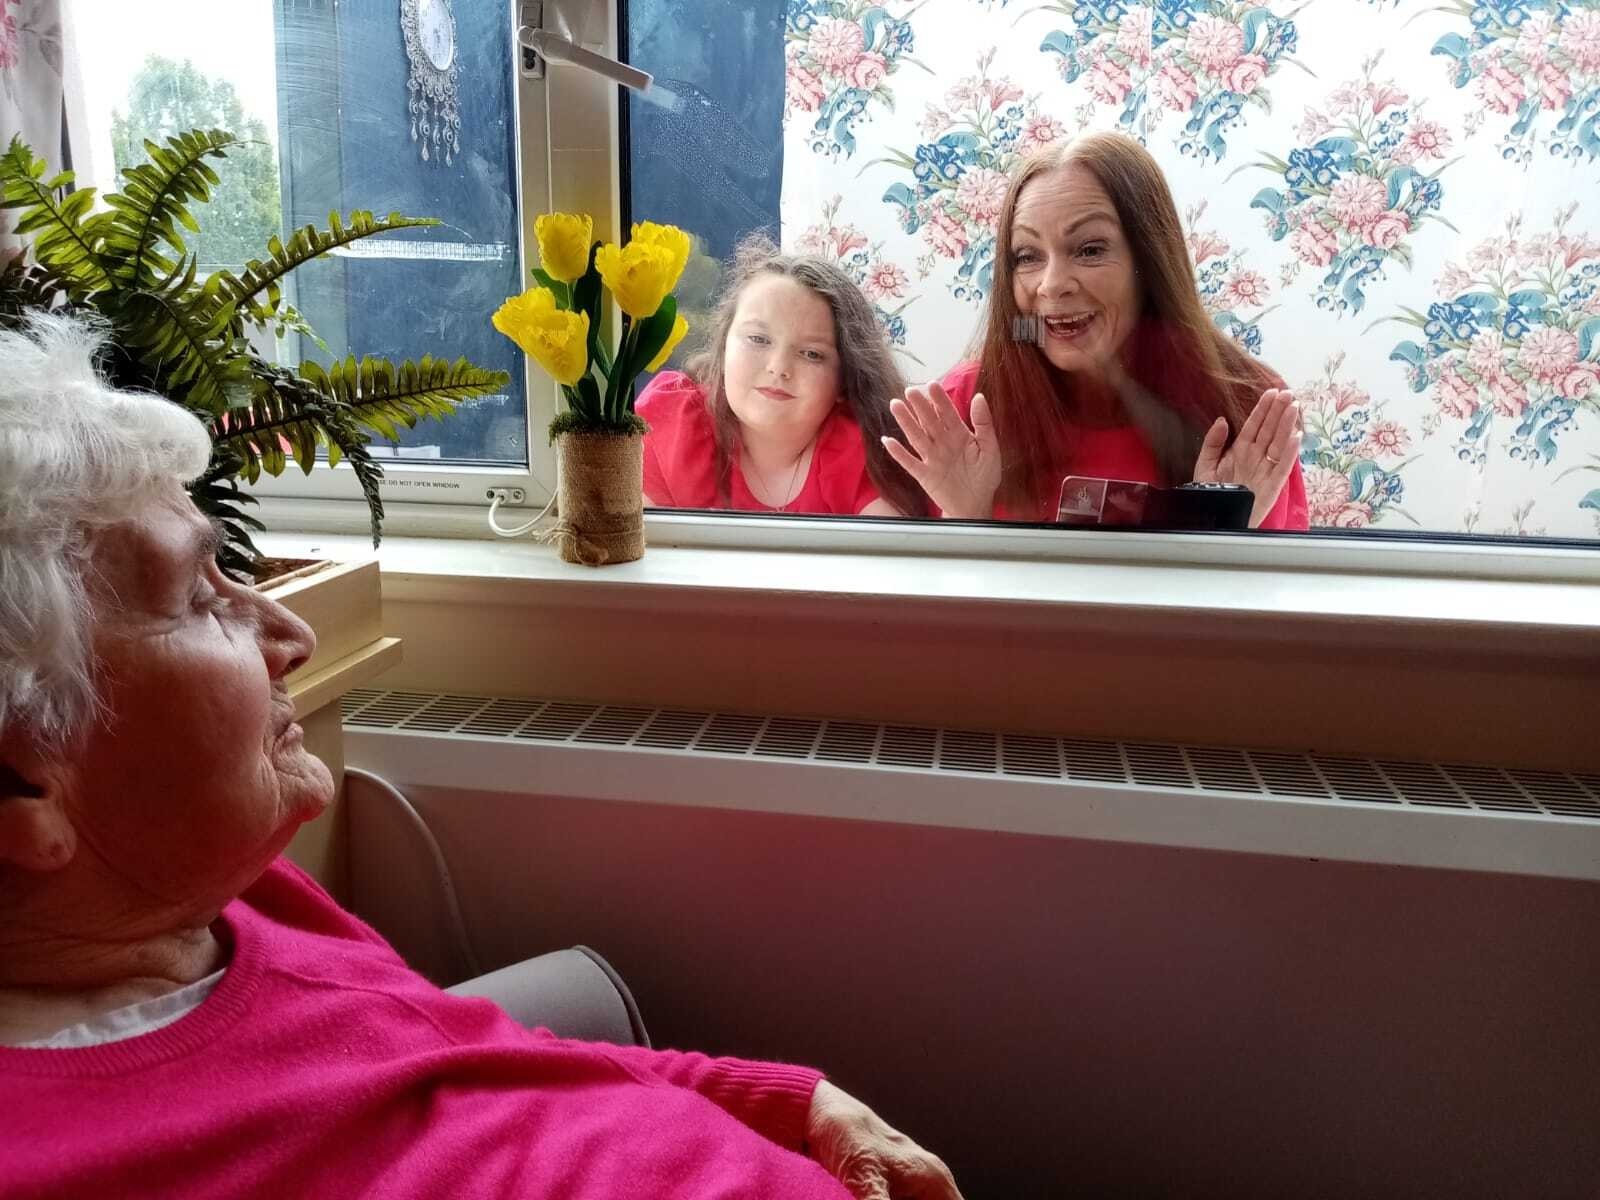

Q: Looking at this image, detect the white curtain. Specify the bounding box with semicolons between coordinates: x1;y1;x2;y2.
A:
1;0;65;254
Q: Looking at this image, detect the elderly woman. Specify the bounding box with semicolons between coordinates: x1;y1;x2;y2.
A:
885;132;1309;530
0;313;960;1200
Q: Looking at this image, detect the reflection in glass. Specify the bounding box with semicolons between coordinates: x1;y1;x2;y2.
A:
637;238;929;516
884;138;1309;530
625;1;1600;540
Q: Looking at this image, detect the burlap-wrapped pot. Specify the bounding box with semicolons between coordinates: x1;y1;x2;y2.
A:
553;431;645;565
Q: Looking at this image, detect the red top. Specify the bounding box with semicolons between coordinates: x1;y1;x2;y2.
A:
0;858;847;1200
940;362;1309;530
639;371;883;516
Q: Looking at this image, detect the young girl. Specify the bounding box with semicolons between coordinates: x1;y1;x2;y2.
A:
638;236;928;517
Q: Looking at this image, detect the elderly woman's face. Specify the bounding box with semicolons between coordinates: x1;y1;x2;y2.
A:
1009;163;1141;376
64;486;333;906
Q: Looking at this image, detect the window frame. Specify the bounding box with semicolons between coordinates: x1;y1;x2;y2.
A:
247;0;1600;578
246;0;565;513
250;492;1600;586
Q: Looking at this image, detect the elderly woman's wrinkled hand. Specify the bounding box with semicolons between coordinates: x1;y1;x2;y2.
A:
883;382;1002;520
806;1080;963;1200
1192;388;1303;528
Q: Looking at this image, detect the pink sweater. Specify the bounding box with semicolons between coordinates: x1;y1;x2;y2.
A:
0;859;850;1199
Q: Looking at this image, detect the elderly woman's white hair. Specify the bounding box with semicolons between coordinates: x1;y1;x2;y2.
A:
0;310;213;750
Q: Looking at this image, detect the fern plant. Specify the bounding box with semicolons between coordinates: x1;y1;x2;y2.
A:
0;128;510;577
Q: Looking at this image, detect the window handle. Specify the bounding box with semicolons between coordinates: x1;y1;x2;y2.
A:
516;1;652;93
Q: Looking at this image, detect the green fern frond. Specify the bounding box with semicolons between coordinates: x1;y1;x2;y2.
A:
205;210;441;328
209;361;389;545
99;129;239;289
6;129;499;565
187;455;267;580
113;256;251;414
0;253;72;326
265;302;325;347
0;136;113;299
296;354;509;443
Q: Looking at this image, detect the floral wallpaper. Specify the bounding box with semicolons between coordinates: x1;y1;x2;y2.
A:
779;0;1600;538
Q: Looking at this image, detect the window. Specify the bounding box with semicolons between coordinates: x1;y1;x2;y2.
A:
74;0;532;474
622;0;1600;544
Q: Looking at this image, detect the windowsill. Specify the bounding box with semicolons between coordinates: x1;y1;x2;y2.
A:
255;520;1600;661
257;504;1595;771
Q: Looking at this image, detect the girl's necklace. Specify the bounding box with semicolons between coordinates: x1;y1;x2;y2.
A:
752;439;814;511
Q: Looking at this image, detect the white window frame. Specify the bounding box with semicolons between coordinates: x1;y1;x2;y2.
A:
248;0;572;514
247;0;1600;585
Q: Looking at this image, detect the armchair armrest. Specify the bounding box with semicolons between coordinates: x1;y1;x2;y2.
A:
446;945;650;1047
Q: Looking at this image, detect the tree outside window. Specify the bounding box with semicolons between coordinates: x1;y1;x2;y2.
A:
110;54;281;272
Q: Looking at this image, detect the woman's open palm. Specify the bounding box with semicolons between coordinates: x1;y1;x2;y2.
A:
883;382;1002;519
1193;388;1302;528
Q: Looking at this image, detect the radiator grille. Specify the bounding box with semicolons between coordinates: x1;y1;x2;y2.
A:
341;689;1600;823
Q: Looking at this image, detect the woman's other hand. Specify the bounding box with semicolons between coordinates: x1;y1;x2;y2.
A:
805;1080;963;1200
1192;388;1303;528
883;382;1001;519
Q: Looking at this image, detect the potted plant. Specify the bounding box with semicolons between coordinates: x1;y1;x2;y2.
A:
492;212;689;565
0;127;510;579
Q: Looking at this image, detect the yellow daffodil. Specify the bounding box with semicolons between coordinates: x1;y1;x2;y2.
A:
534;212;593;283
645;312;690;372
492;287;590;386
628;221;691;294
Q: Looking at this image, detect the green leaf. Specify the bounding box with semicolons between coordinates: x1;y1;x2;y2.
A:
574;373;603;424
292;353;510;445
527;269;573;309
0;135;113;298
5;128;504;564
572;242;608;368
604;319;639;423
114;255;251;414
205;209;441;328
207;360;390;547
97;128;239;290
622;295;678;391
0;252;69;323
186;456;265;579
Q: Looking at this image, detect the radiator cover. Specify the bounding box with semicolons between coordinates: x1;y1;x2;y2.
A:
341;688;1600;881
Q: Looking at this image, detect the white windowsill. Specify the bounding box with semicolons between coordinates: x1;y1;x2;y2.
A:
261;516;1599;881
255;518;1600;660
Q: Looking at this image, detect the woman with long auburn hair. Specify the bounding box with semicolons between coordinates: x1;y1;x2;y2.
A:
883;132;1309;529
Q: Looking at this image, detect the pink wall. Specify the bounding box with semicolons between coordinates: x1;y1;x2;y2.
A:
353;783;1600;1199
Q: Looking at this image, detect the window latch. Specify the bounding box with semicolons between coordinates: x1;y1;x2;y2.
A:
516;1;652;93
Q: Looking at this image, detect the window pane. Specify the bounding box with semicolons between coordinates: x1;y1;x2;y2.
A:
623;0;1600;542
75;0;527;466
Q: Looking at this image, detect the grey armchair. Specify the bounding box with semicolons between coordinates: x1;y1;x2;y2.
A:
341;769;649;1047
446;945;650;1047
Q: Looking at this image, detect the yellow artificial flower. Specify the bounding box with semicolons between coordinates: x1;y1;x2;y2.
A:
594;241;677;320
492;287;590;386
534;212;593;283
628;221;691;294
593;223;690;320
645;312;690;372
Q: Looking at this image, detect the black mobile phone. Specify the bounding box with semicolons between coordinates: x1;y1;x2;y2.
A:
1056;477;1254;531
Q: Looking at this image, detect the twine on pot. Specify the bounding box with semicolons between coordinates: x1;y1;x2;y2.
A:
552;431;646;565
535;519;622;566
